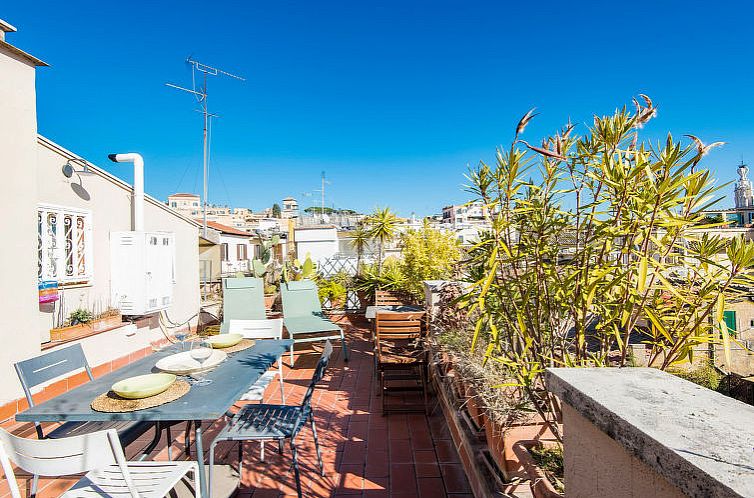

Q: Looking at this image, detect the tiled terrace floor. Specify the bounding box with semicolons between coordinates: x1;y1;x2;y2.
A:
0;316;472;497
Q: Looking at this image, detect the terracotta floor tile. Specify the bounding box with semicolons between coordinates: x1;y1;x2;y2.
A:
418;477;446;497
0;318;471;498
389;463;417;494
438;464;471;494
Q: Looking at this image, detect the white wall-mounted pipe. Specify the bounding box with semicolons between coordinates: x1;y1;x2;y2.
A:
108;153;144;231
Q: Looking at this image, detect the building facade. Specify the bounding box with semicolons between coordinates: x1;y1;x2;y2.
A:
0;21;200;407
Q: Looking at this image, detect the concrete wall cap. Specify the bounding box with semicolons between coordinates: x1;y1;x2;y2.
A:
546;367;754;497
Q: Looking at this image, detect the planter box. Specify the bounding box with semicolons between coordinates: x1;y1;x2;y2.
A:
264;294;276;311
512;440;564;498
462;385;487;430
50;314;122;342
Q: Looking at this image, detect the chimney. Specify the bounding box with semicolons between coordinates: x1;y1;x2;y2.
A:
0;19;17;42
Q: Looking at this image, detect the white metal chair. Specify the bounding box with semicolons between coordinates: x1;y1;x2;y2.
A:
0;427;199;498
228;318;286;404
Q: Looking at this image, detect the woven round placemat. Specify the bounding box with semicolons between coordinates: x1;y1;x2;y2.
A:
91;380;191;413
220;338;256;354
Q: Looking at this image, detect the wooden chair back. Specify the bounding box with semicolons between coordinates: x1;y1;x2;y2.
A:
0;428;138;498
375;311;426;341
374;290;413;306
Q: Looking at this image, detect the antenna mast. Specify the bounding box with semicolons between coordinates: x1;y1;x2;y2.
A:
166;57;245;237
321;171;326;223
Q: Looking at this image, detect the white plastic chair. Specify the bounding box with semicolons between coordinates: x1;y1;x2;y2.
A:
0;428;199;498
228;318;286;403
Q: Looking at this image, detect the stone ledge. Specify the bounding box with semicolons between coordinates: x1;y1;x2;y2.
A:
546;367;754;498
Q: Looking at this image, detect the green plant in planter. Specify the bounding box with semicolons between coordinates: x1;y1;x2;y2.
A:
462;95;754;443
354;257;407;303
530;445;564;493
318;278;347;309
283;254;315;282
68;308;93;326
252;235;280;280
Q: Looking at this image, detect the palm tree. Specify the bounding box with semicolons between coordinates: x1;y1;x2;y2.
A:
366;207;399;274
350;225;371;276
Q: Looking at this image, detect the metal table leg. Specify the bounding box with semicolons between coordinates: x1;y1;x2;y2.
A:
194;420;207;497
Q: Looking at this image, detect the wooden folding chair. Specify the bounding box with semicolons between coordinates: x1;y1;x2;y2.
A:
374;290;415;307
374;311;429;415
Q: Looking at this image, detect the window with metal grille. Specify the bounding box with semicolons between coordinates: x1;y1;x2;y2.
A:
38;204;93;285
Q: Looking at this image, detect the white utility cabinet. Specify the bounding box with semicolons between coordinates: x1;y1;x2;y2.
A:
110;231;175;315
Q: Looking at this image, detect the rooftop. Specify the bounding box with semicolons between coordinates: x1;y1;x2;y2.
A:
202;220;253;237
0;318;479;497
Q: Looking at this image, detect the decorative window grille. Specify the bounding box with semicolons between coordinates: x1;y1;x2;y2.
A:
37;204;93;285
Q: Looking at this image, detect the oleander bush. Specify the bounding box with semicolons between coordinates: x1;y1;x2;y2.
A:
461;95;754;442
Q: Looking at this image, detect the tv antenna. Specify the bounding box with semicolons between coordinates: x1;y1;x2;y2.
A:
313;171;331;224
166;57;245;236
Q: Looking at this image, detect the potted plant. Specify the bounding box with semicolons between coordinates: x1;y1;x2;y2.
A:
252;234;281;310
354;258;407;305
50;306;122;342
513;440;564;497
91;307;122;332
318;278;347;310
459;96;754;447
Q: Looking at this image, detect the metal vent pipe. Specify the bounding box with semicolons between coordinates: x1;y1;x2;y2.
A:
108;153;144;231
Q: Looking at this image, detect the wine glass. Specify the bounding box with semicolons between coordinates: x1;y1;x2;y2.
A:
174;330;188;351
190;339;214;386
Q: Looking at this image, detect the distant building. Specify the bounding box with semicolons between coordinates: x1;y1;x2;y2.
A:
701;162;754;227
201;221;255;275
442;201;487;226
282;197;299;218
167;193;201;216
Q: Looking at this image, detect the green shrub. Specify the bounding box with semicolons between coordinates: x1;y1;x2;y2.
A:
530;445;564;493
667;362;723;391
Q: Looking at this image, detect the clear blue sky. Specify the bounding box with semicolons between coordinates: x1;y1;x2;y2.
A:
6;1;754;216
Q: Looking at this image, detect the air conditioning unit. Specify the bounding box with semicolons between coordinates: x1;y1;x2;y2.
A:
110;231;175;316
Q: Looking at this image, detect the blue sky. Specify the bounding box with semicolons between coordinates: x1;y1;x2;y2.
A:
6;1;754;216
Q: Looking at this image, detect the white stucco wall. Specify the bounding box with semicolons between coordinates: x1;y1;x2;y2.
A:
0;44;43;406
36;138;201;332
0;31;202;408
294;227;339;264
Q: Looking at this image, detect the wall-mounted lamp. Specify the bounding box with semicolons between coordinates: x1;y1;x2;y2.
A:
62;159;95;178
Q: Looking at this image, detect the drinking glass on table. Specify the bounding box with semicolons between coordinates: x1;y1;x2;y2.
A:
174;330;189;351
189;339;214;386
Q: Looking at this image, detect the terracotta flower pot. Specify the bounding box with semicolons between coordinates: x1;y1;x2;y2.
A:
483;416;508;476
464;390;487;430
264;294;277;311
512;440;564;498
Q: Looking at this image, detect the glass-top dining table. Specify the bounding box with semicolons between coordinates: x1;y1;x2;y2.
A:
16;338;293;497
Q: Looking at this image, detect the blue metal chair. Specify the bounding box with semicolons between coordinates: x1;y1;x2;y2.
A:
208;341;333;498
14;344;162;496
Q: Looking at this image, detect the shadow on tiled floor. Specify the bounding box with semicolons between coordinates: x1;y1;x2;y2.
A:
0;316;472;497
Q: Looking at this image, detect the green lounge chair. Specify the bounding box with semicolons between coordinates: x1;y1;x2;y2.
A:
281;279;349;366
220;276;267;333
